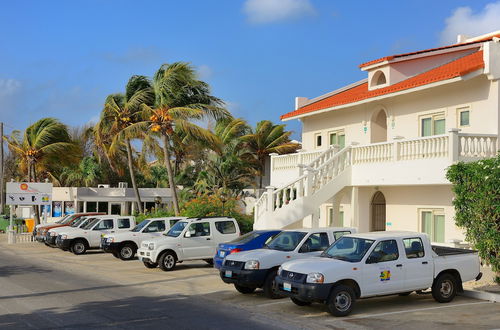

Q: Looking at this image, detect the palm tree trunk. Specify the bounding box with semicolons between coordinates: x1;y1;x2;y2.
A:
31;162;41;225
125;139;143;214
162;134;180;215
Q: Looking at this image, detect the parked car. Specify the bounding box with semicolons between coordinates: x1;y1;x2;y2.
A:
101;217;186;260
213;230;281;269
137;217;240;271
34;212;105;242
56;215;136;255
45;216;98;247
220;227;356;298
275;231;482;317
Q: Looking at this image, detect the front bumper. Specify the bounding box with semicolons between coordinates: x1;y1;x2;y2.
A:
56;236;73;249
219;266;268;287
137;248;156;262
45;234;58;246
101;240;121;253
274;276;333;302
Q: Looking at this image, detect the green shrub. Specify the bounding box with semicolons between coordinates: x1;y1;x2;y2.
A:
135;209;175;223
446;155;500;276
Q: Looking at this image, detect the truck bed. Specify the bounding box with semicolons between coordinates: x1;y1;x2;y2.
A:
432;245;477;256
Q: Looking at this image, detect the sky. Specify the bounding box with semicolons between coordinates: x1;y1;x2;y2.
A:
1;0;500;140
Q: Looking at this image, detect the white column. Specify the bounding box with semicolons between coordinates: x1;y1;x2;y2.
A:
448;128;460;162
83;201;87;213
8;205;14;244
350;186;359;229
131;201;136;215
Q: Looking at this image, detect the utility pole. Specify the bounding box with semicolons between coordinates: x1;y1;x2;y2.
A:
0;122;4;214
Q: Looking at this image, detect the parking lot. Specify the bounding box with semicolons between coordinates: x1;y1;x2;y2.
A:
0;238;499;329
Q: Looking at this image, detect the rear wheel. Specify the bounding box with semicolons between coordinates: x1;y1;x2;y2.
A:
143;261;158;268
234;284;256;294
432;273;457;303
326;284;355;317
71;240;88;255
158;251;177;271
291;297;312;306
119;243;136;260
262;270;281;299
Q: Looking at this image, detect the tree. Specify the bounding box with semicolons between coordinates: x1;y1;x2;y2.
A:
127;62;230;215
95;75;154;214
57;156;102;187
446;155;500;282
242;120;300;188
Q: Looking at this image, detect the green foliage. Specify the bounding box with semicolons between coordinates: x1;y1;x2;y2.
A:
446;155;500;274
135;209;176;223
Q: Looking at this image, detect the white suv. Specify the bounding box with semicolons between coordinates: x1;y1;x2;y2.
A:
101;217;186;260
137;217;240;271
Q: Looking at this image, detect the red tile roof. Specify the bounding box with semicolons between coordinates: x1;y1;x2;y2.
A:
281;51;484;120
359;33;499;68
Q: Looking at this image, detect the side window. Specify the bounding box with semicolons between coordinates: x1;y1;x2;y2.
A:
187;222;211;237
403;238;425;259
144;221;165;233
94;219;114;230
215;221;236;234
300;232;330;253
334;231;351;241
367;240;399;263
169;219;179;228
118;218;130;229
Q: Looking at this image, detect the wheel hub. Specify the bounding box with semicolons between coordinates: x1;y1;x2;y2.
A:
335;292;351;311
440;280;453;297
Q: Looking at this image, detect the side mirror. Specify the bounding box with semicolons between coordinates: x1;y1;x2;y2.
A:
184;231;191;238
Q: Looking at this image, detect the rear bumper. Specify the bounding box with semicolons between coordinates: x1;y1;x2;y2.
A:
274;276;333;302
213;257;224;269
219;267;268;287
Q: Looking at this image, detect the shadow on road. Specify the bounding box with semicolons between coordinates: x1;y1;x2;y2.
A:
0;265;52;278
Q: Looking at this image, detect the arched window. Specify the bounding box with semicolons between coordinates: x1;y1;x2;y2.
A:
371;71;387;87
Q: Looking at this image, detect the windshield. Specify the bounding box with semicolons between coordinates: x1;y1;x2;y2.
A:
82;218;100;230
165;221;188;237
321;237;375;262
132;220;151;232
75;217;94;228
266;231;306;251
230;231;262;244
71;217;88;227
55;215;71;224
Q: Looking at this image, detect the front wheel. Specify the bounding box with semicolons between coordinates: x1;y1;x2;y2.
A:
234;284;256;294
291;297;312;306
143;261;158;269
432;273;457;303
119;244;136;260
158;251;177;271
326;284;355;317
262;270;281;299
71;240;88;255
112;251;120;259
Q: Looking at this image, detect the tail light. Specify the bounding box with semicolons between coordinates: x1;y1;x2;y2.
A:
231;248;242;253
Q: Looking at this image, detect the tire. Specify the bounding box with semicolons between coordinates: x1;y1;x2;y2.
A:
112;251;120;259
143;261;158;269
119;243;136;261
398;291;412;296
234;284;256;294
291;297;312;306
326;284;355;317
158;251;177;271
204;259;214;266
262;270;281;299
71;240;88;255
432;273;457;303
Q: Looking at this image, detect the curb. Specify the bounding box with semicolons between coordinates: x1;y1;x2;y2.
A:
461;289;500;302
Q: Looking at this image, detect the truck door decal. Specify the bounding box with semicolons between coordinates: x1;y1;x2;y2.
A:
379;270;391;281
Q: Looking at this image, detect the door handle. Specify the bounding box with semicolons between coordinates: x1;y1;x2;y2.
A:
206;238;211;240
422;261;428;265
396;264;403;267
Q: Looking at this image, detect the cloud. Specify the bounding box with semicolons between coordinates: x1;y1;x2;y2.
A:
0;79;21;98
243;0;316;24
440;1;500;44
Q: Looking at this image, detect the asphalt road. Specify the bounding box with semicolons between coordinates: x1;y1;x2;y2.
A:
0;250;293;330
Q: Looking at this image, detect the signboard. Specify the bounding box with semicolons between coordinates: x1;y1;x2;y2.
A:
6;182;53;206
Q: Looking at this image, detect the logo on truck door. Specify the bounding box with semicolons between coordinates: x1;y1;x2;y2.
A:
379;270;391;281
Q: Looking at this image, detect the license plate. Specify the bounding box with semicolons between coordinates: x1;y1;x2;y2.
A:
219;250;226;257
225;270;232;278
283;282;292;292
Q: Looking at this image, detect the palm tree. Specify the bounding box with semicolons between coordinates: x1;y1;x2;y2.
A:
242;120;301;188
126;62;230;215
95;75;154;214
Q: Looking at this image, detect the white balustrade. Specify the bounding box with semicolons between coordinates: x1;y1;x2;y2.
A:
459;134;498;159
352;142;393;164
398;135;448;160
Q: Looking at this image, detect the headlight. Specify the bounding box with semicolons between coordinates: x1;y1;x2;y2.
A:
50;232;57;236
277;266;283;276
61;235;68;240
148;243;155;250
306;272;324;284
107;237;115;243
244;260;260;270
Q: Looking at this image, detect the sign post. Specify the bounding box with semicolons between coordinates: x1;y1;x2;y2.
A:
6;182;52;244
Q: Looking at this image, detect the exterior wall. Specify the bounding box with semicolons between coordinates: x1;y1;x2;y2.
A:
300;76;498;152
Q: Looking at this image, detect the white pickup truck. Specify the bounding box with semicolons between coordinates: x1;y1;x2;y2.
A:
55;215;136;255
46;216;98;247
137;217;240;271
275;231;482;316
101;217;186;260
220;227;356;298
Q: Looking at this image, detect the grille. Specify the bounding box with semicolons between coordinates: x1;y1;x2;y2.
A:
223;260;245;269
281;270;307;283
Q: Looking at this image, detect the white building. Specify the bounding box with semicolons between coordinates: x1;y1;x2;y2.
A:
254;31;500;245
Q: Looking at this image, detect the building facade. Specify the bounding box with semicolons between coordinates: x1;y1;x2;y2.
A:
254;31;500;246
